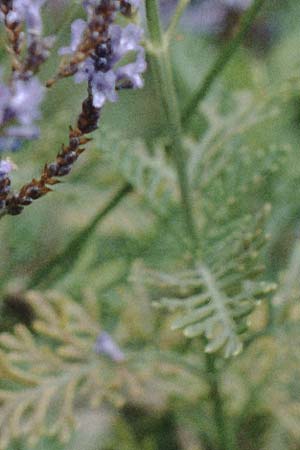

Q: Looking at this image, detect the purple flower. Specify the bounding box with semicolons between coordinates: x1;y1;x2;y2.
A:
0;159;14;179
7;0;46;37
9;78;45;126
6;125;40;139
59;18;86;55
116;47;146;88
94;332;125;362
62;0;146;109
75;24;145;107
110;24;144;62
74;57;95;83
91;70;118;107
0;73;45;146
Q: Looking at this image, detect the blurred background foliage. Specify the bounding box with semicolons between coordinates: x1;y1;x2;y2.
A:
1;0;300;449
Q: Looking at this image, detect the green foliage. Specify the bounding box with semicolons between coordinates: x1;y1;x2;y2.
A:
97;129;178;212
133;205;276;358
0;289;204;449
0;291;107;448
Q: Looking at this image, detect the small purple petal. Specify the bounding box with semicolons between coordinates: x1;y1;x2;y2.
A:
94;332;125;362
0;159;13;176
9;78;45;125
91;70;118;108
116;47;146;88
0;137;22;152
59;18;86;55
110;24;144;63
0;72;44;145
74;57;95;83
8;0;46;37
6;125;40;139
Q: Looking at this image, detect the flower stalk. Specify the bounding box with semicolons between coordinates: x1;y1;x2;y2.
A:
145;0;198;254
181;0;266;128
0;0;145;217
145;1;239;448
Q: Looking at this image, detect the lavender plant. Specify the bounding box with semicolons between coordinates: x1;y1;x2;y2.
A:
0;0;300;449
0;0;146;216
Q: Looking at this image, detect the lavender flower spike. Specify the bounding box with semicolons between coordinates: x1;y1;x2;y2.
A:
62;0;146;109
94;332;125;362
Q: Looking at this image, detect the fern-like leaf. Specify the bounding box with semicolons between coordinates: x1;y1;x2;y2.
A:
188;81;300;190
132;206;276;358
97;130;178;212
0;290;205;449
0;291;127;448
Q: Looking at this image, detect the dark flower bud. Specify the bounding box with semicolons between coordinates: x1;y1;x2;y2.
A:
46;163;59;177
69;137;80;150
94;57;110;72
57;164;72;176
19;196;33;206
26;185;41;199
63;151;77;164
95;41;112;57
8;204;24;215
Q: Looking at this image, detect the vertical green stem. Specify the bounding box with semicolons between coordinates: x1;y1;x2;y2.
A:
206;353;236;450
145;1;236;449
182;0;266;128
145;0;198;252
165;0;190;41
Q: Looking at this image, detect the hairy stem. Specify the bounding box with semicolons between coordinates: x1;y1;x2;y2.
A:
28;182;132;288
182;0;266;127
146;0;198;253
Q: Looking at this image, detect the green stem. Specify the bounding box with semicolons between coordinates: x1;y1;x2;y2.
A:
28;182;132;289
182;0;266;128
165;0;190;41
206;353;236;450
146;2;236;449
146;0;198;252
